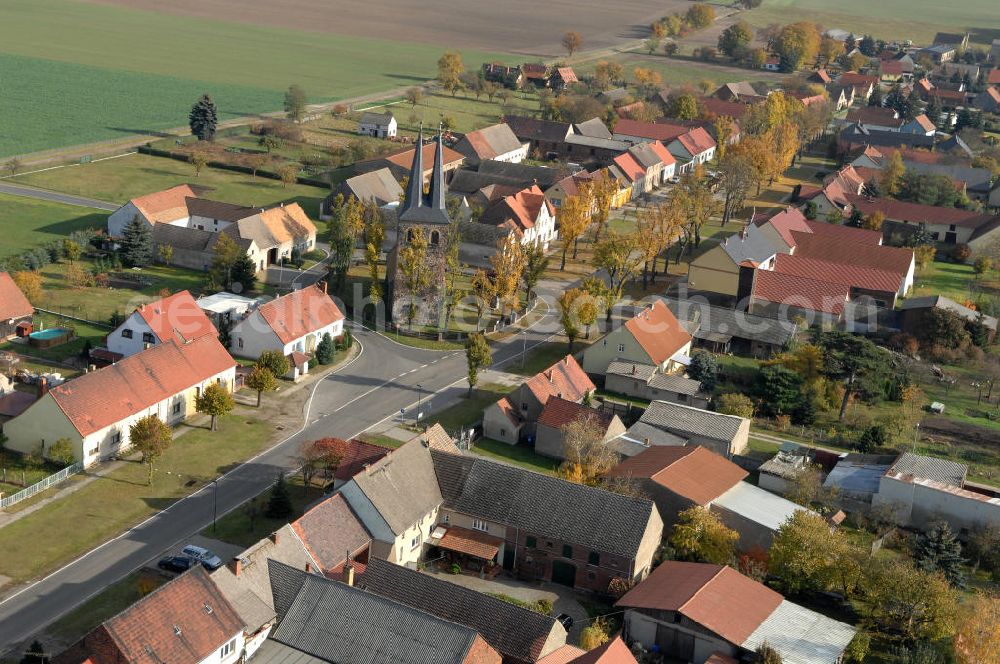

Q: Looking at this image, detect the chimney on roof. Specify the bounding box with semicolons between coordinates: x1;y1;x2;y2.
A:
269;531;280;546
229;557;242;577
320;281;327;294
305;562;313;573
344;550;355;586
37;377;48;400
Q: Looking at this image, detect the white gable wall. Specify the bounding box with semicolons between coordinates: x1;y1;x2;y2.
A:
107;311;159;358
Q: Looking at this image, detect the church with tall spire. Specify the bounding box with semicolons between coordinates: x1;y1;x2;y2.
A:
386;126;453;326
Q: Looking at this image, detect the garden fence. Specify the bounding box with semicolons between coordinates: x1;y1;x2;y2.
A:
0;462;83;510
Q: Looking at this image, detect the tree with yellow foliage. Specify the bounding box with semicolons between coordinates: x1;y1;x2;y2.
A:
556;192;590;270
955;592;1000;664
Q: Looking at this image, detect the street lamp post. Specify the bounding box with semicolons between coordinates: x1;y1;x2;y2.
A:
521;330;527;369
416;384;423;423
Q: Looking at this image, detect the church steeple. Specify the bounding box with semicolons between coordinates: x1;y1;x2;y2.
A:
398;125;450;225
429;127;447;211
401;124;425;215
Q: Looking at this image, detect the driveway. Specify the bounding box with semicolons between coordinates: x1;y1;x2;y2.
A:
421;568;589;644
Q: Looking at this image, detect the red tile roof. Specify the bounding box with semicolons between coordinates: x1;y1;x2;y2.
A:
617;561;783;645
384;142;465;171
881;60;904;75
811;69;832;84
614;119;687;142
555;67;578;84
55;567;243;664
292;493;372;575
912;114;936;132
539;645;587;664
524;355;594;406
47;336;235;437
675;127;716;157
605;446;747;505
990;69;1000;85
757;207;811;247
0;272;33;322
706;653;740;664
791;230;913;275
845;194;994;229
492;396;523;426
803;220;883;245
134;291;216;346
696;96;752;120
130;184;202;223
839;72;879;88
775;254;902;295
257;284;344;345
567;637;638;664
538;396;614;430
753;270;849;315
647;140;676;166
437;525;504;560
623;300;691;366
612;152;645;182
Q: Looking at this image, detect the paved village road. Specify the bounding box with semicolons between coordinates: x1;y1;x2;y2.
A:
0;282;565;653
0;181;119;211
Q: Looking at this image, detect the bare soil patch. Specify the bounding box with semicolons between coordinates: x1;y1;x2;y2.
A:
85;0;685;56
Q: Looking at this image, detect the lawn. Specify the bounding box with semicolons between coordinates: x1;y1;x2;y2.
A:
0;313;110;364
11;153;328;213
507;340;578;377
575;53;773;91
421;383;509;432
908;260;981;304
0;0;510;157
470;438;560;475
205;476;324;549
0;193;109;260
743;0;998;46
357;433;409;449
0;414;273;583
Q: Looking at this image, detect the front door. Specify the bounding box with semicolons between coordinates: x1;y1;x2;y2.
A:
655;623;695;660
502;547;515;571
551;560;576;587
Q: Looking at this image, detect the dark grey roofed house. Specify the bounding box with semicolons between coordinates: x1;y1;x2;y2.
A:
839;124;936;151
477;160;574;190
359;558;566;664
266;560;494;664
938;134;974;158
901;295;998;329
449;170;534;196
663;297;798;356
430;449;658;560
902;162;992;198
504;116;574;152
453;124;527;166
638;401;750;458
718;226;776;265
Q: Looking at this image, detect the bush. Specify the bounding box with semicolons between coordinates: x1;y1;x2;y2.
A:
951;243;972;262
536;598;553;615
47;438;76;467
449;563;461;574
315;333;335;365
265;474;293;519
842;631;870;663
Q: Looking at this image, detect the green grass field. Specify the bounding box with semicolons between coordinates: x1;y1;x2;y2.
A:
745;0;999;46
11;153;328;212
0;193;108;259
0;0;509;157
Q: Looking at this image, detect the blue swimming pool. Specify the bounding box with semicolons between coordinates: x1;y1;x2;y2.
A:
30;328;71;341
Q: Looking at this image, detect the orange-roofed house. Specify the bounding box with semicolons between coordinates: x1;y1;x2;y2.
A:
0;272;34;340
478;184;558;250
534;396;626;460
360;141;465;185
565;637;638;664
4;335;236;466
107;186;317;275
483;355;595;444
667;127;717;173
582;300;692;376
54;566;245;664
609;152;647;200
616;561;856;664
229;283;344;363
107;290;217;358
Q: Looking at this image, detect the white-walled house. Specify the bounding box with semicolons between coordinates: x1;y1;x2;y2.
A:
477;184;558;250
3;335;236;466
230;283;345;359
358;111;397;139
453;124;529;167
107;290;217;358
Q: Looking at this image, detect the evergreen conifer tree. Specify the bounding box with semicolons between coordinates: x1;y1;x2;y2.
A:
315;332;335;365
121;216;153;267
230;253;257;292
265;474;293;519
189;94;218;141
914;520;966;588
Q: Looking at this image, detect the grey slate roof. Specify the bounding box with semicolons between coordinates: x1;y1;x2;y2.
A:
360;558;563;663
268;560;480;664
900;295;998;330
902;162;992;196
478;160;573;190
565;134;630;151
840;124;935;149
664;298;798;347
621;422;689;449
888;452;967;487
431;450;658;558
606;360;657;382
718;226;776;265
504;116;574;143
606;361;704;396
639;401;746;443
211;524;318;633
823;454;896;495
463;124;525;159
359;111;394;126
349;439;444;536
253;640;330;664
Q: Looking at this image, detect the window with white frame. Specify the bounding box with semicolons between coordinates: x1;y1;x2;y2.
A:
220;638;237;658
111;431;121;445
173;402;182;415
472;519;488;532
617;343;626;352
121;328;133;339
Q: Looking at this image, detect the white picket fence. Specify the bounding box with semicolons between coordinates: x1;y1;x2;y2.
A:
0;462;83;510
